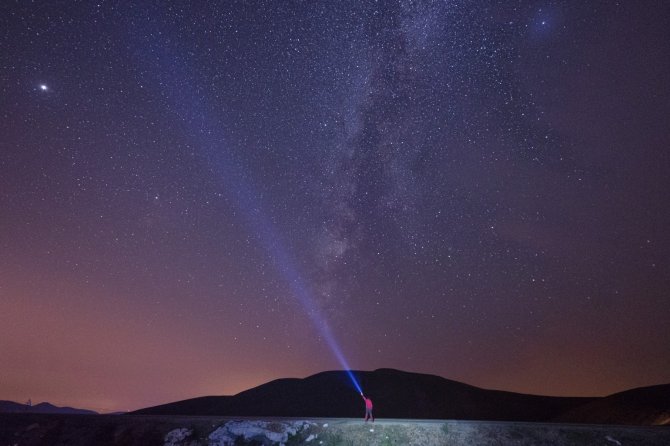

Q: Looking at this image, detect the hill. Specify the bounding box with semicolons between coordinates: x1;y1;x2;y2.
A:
0;400;97;415
556;383;670;425
134;368;592;422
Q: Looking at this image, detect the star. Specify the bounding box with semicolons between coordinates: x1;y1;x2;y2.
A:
0;0;667;413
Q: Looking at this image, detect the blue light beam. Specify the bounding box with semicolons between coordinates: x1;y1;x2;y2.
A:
131;22;363;394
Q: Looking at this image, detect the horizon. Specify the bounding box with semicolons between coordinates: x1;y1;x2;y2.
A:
2;2;669;415
4;367;668;414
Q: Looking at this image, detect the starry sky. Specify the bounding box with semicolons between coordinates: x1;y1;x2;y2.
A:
1;1;669;413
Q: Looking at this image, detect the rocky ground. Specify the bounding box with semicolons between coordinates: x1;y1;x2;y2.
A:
1;414;669;445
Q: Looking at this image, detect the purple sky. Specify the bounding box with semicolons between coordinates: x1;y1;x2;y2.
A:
1;1;669;412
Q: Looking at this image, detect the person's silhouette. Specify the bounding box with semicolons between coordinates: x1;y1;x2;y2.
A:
360;392;374;422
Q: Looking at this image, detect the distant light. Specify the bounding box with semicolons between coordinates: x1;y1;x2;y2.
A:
39;84;48;91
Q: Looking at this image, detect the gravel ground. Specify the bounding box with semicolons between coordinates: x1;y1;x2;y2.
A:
1;414;668;446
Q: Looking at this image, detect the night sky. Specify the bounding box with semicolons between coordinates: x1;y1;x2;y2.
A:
2;1;669;413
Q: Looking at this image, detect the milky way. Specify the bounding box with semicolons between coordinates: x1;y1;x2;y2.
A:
1;1;669;412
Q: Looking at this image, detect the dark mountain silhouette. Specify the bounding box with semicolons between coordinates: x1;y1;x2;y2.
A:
133;368;593;422
0;401;25;412
0;400;97;415
555;383;670;426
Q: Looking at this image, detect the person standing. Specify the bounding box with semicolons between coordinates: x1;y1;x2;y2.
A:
360;392;374;422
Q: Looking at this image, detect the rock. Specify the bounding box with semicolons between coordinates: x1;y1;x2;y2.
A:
605;436;622;446
209;420;313;446
164;427;192;446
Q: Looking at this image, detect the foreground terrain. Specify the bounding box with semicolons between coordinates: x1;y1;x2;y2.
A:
1;414;669;446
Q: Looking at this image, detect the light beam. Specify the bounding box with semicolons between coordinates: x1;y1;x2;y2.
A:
131;25;363;394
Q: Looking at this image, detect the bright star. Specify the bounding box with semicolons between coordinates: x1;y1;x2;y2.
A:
39;84;48;91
